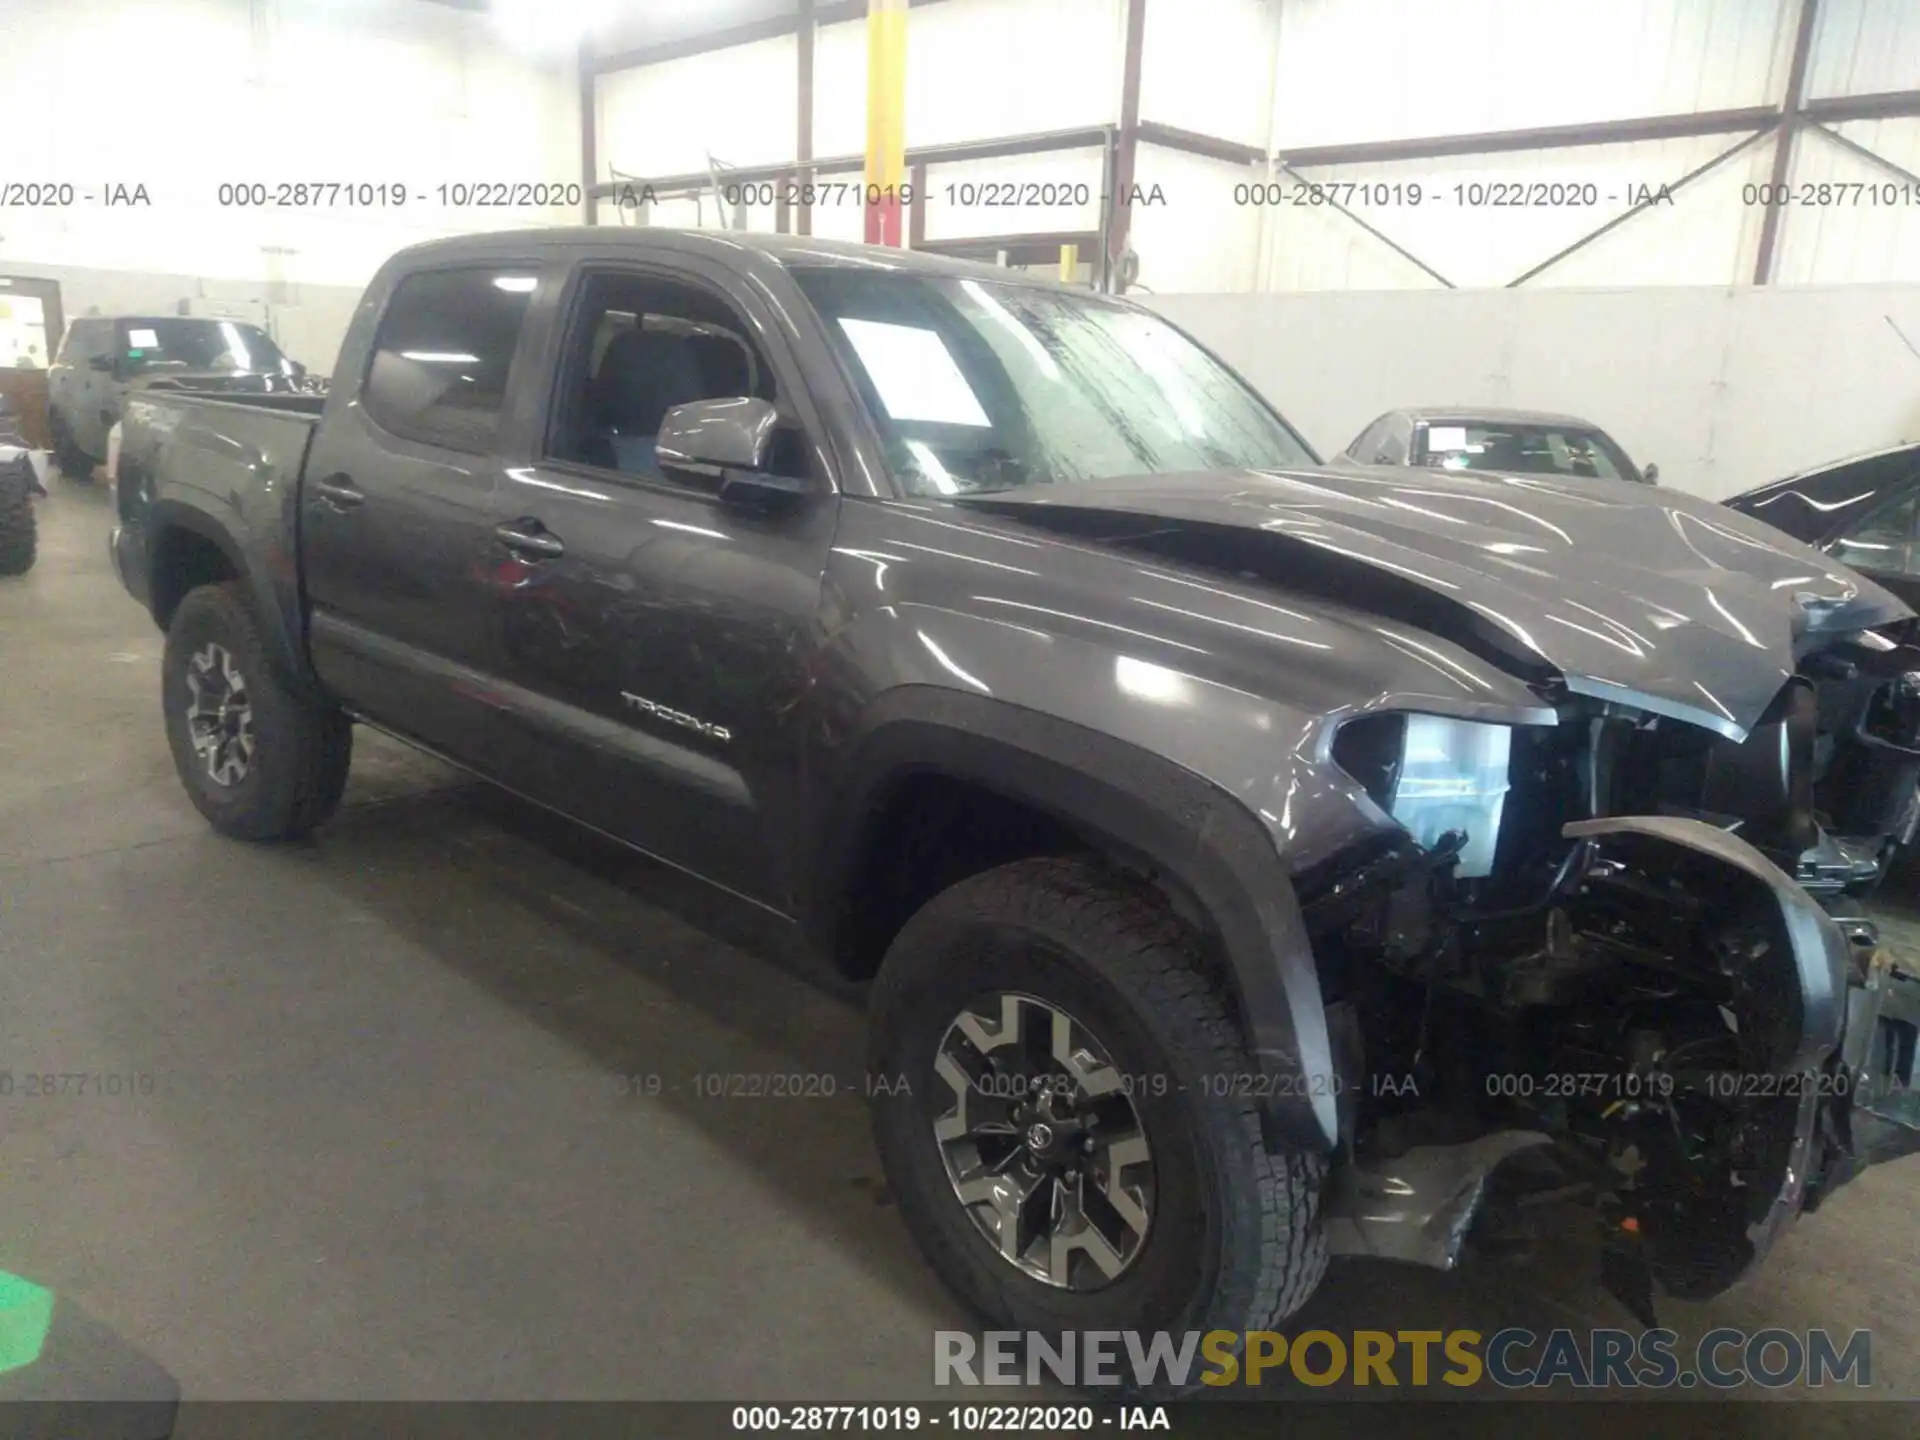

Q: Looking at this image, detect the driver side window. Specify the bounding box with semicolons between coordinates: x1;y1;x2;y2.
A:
546;270;801;482
1833;492;1920;575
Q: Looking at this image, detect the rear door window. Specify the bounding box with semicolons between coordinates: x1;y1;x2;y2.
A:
362;266;539;453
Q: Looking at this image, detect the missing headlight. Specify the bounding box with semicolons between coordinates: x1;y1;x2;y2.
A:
1335;714;1514;878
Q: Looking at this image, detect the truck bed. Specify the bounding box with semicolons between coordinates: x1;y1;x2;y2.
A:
136;389;328;417
113;389;322;638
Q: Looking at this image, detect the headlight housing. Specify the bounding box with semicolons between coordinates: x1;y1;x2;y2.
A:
1335;713;1513;878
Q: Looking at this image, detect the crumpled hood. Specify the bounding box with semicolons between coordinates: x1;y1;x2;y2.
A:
964;465;1914;740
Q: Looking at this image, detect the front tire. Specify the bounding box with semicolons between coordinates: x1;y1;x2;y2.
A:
162;582;352;840
868;857;1326;1389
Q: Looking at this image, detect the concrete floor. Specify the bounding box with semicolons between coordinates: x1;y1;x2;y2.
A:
5;480;1920;1422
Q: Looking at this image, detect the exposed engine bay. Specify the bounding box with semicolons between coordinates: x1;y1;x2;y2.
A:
1309;619;1920;1320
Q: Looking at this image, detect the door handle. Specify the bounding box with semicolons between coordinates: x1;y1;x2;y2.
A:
311;474;365;510
494;519;565;560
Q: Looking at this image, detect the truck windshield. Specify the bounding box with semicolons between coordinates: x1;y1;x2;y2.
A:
116;319;294;376
791;267;1317;496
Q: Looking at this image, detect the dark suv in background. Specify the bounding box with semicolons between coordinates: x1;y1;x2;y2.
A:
48;314;311;477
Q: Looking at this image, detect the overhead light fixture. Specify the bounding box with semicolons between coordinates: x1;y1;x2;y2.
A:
493;275;537;293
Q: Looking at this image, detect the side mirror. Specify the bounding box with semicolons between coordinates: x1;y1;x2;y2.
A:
1642;462;1660;485
656;396;806;506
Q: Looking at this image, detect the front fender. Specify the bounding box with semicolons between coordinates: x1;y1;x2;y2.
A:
814;687;1341;1152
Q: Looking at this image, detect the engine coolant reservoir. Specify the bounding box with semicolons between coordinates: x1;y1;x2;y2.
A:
1389;715;1512;878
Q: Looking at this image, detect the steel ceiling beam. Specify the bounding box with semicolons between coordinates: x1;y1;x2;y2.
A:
1265;162;1454;288
1753;0;1823;284
1104;0;1148;290
1803;89;1920;123
1264;107;1782;171
589;125;1108;201
578;38;599;224
1135;122;1262;167
1804;122;1920;190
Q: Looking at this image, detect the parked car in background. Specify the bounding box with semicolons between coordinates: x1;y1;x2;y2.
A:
1726;442;1920;610
48;315;313;479
1336;406;1657;485
1726;441;1920;887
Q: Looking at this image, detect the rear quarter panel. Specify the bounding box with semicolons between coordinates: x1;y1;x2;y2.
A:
118;393;320;687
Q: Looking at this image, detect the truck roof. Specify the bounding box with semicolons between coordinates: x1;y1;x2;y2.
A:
386;226;1088;291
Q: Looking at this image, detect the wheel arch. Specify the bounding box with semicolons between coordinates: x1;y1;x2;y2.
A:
146;501;318;702
810;686;1339;1152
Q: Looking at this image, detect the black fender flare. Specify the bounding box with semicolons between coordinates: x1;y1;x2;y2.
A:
810;686;1339;1152
144;499;319;703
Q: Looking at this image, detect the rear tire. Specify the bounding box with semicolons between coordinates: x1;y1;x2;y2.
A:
0;459;35;575
868;856;1327;1394
162;581;352;840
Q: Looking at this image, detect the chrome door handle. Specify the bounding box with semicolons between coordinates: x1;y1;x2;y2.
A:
494;520;565;560
311;474;365;510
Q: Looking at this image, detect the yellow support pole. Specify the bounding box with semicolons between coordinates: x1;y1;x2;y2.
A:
864;0;908;246
1058;243;1079;283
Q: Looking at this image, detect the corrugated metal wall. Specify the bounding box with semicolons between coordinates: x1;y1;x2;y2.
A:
1135;0;1920;291
584;0;1917;291
1267;0;1793;145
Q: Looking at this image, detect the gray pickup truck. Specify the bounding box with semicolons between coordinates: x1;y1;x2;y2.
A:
112;228;1920;1372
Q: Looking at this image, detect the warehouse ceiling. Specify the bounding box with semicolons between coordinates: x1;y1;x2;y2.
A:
416;0;803;55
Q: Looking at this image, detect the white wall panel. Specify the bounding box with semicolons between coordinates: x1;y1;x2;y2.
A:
1254;199;1444;291
1149;285;1920;500
597;35;798;178
1236;133;1772;291
1139;0;1277;149
813;19;873;162
806;192;870;245
1807;0;1920;99
903;0;1126;149
1513;139;1776;287
0;0;578;290
1773;120;1920;284
1270;0;1795;149
1130;147;1264;293
817;0;1125;163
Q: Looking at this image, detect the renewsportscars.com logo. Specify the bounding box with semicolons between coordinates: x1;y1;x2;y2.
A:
935;1327;1872;1390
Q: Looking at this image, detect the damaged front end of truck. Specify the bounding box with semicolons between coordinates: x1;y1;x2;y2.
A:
967;464;1920;1318
1308;605;1920;1320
